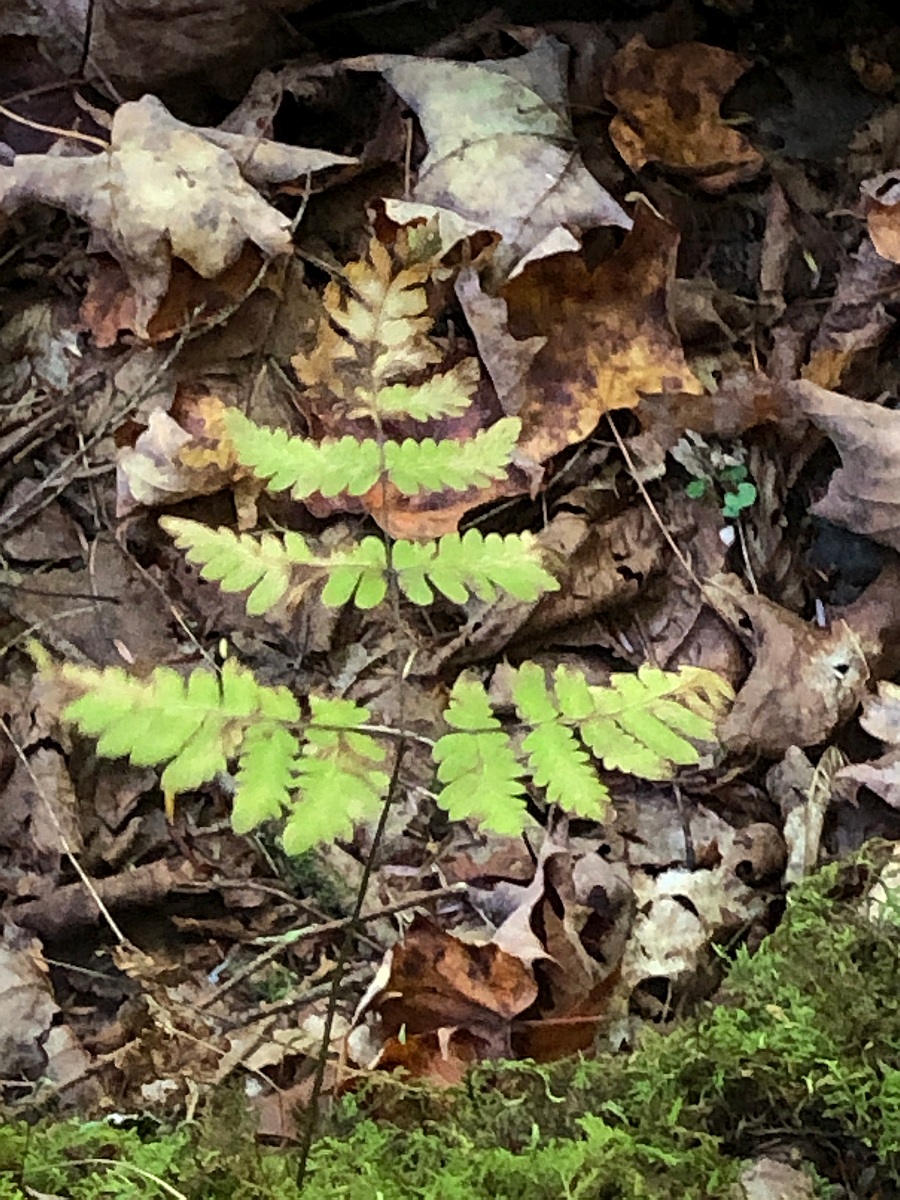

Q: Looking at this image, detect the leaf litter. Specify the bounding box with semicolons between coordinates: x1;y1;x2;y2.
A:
3;2;900;1189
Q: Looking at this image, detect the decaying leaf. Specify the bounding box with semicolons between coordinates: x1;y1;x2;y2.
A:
604;37;763;192
376;35;631;272
767;746;851;883
504;201;704;462
707;573;869;757
117;392;257;520
839;681;900;808
0;95;353;334
793;379;900;550
861;171;900;264
356;916;538;1082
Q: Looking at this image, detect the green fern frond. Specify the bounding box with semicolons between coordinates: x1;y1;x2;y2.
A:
282;696;390;855
513;662;608;820
226;410;521;500
372;359;480;421
233;723;302;833
433;677;529;835
163;519;556;616
573;664;732;780
60;658;300;801
394;530;559;605
161;519;390;614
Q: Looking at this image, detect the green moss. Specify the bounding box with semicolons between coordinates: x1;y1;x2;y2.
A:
1;845;899;1198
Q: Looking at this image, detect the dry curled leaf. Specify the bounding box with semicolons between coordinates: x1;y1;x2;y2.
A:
375;35;631;273
604;36;763;192
0;95;353;335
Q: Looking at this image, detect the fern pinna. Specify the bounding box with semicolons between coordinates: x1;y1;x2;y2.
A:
43;234;733;852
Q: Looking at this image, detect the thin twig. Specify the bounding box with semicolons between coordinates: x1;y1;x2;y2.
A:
605;418;704;592
200;883;465;1007
0;102;107;148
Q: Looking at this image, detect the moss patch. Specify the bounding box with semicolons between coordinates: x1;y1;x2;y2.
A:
3;845;900;1198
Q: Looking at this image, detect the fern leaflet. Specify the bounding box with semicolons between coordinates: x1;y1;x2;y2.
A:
283;696;390;855
394;530;559;605
60;659;299;802
374;359;480;421
233;723;302;833
575;663;731;778
433;677;529;834
512;662;608;819
226;410;520;500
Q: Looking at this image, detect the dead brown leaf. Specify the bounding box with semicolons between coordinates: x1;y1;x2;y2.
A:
117;391;258;520
792;379;900;551
502;201;703;463
361;916;538;1073
706;573;869;757
838;681;900;808
372;35;631;272
0;95;353;335
603;37;763;192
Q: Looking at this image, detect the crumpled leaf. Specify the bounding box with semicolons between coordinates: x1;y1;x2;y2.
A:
793;379;900;551
0;95;354;335
604;36;763;192
706;573;869;757
117;393;258;521
621;863;768;1008
374;36;631;272
861;171;900;264
356;915;538;1081
503;201;704;462
839;681;900;808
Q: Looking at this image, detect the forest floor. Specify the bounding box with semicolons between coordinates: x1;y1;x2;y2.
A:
3;0;900;1196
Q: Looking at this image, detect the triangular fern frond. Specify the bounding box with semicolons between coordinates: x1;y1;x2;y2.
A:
60;658;300;801
433;677;529;835
394;530;559;605
226;410;521;500
282;696;390;855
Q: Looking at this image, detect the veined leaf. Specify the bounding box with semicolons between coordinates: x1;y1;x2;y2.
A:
162;518;315;615
433;677;529;834
575;663;733;780
228;410;519;501
162;519;390;614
